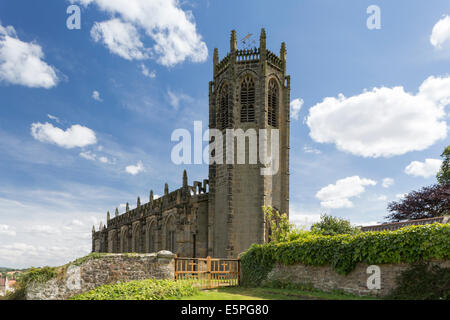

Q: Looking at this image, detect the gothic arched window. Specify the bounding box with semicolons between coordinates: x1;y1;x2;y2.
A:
120;226;129;253
268;79;279;127
147;221;156;253
132;223;141;253
218;84;230;130
240;75;255;123
166;216;176;253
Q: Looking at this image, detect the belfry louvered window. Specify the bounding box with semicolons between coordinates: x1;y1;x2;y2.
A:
240;75;255;123
268;79;278;127
218;84;230;130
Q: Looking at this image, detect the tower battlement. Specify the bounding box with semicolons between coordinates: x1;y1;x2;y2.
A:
214;29;286;77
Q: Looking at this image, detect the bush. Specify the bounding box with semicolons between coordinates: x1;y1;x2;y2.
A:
388;263;450;300
5;253;108;300
240;224;450;286
70;279;199;300
311;214;361;236
6;266;59;300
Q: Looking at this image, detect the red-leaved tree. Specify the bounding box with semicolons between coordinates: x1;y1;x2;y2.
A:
385;184;450;222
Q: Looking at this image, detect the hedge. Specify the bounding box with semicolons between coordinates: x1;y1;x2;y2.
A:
240;224;450;286
388;262;450;300
70;279;198;300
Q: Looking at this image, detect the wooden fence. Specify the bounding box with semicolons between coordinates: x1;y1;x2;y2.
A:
174;256;240;289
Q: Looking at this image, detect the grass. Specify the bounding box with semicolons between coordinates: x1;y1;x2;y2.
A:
174;286;378;300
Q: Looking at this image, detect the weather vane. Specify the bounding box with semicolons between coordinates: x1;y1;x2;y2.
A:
241;33;256;49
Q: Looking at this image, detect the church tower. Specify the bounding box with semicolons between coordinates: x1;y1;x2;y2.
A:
208;29;290;258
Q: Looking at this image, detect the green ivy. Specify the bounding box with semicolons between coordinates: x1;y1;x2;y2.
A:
240;224;450;286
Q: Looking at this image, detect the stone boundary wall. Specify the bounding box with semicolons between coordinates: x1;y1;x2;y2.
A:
26;251;175;300
264;260;450;297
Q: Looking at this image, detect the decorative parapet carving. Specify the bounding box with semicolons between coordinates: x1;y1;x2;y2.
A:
266;50;283;71
236;48;260;63
92;170;210;252
216;54;231;76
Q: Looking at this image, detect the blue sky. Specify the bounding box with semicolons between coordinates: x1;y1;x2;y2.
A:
0;0;449;268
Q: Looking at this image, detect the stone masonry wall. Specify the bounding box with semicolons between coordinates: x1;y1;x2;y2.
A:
264;260;450;297
26;251;175;300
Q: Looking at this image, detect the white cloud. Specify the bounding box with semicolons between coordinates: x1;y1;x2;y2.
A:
28;225;60;235
167;90;193;109
75;0;208;66
141;64;156;78
91;19;150;61
316;176;377;209
404;158;442;178
382;177;394;188
418;75;450;107
79;151;96;161
98;156;109;163
47;114;61;123
290;213;322;229
70;219;84;227
375;195;387;201
92;90;102;102
79;150;110;164
306;76;449;158
290;98;304;120
0;23;58;88
125;160;144;175
0;224;16;237
31;122;97;149
0;241;90;269
396;193;407;199
303;145;321;155
70;0;93;5
0;185;135;268
430;15;450;48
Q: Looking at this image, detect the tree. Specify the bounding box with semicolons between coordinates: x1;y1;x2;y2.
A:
311;214;360;236
437;146;450;186
385;184;450;222
263;206;294;243
263;206;309;243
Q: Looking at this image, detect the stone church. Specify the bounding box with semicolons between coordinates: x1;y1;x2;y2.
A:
92;29;290;258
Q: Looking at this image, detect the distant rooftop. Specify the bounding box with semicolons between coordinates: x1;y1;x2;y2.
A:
360;216;449;232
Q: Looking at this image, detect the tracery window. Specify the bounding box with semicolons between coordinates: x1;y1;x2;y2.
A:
147;222;156;253
166;216;176;253
132;224;141;253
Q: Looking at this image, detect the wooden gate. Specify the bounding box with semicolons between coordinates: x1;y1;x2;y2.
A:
174;256;240;289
